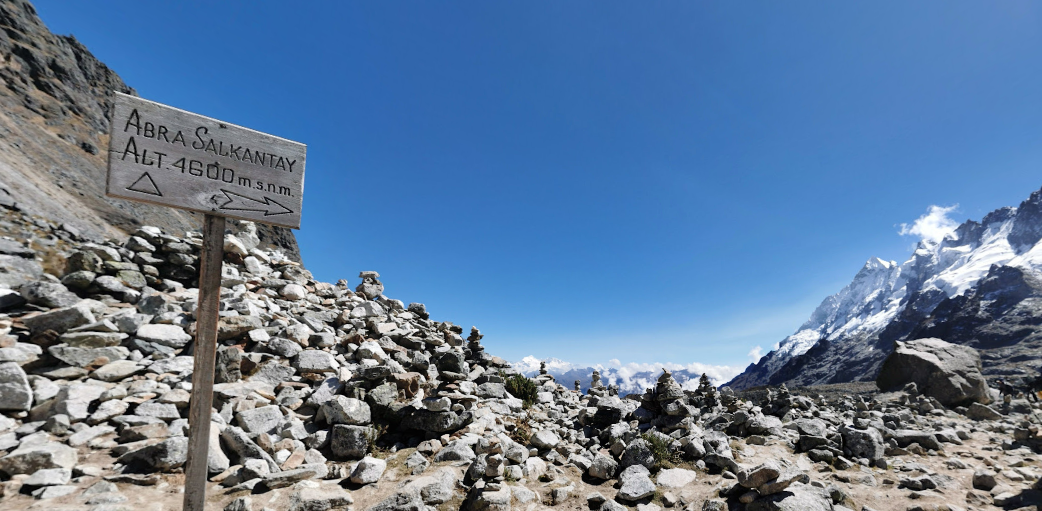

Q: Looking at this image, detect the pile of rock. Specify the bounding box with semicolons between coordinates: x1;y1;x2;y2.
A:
1;205;1042;511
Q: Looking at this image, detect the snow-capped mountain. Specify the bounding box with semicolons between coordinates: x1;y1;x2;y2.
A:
728;186;1042;390
511;357;742;395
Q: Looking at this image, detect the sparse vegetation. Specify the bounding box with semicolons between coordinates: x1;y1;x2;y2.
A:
642;433;682;470
505;416;533;445
505;373;539;409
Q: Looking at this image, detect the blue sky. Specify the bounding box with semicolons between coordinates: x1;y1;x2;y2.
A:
35;1;1042;373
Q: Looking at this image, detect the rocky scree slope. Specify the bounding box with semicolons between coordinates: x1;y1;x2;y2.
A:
730;184;1042;390
3;207;1042;510
0;0;299;259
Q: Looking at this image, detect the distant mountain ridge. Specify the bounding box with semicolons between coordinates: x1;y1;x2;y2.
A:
729;185;1042;390
0;0;299;259
511;355;741;395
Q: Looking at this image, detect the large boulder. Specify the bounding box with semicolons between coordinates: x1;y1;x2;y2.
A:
876;338;990;406
0;442;78;476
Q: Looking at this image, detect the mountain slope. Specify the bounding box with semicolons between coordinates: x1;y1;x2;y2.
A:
729;186;1042;389
0;0;299;258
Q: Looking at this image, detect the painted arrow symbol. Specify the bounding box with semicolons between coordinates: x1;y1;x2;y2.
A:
218;189;292;216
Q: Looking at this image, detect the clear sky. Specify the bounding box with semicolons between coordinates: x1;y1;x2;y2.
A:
34;1;1042;373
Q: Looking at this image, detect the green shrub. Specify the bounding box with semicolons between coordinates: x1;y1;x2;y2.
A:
505;374;539;409
642;433;682;470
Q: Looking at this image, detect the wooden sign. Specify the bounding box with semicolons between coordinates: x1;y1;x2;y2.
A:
105;93;307;511
106;92;306;229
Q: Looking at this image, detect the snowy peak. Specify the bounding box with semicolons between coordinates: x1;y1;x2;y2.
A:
512;357;743;395
729;184;1042;389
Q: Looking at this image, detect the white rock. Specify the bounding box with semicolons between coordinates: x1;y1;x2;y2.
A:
23;467;71;486
530;430;560;450
280;284;307;301
136;324;191;348
349;456;386;484
295;350;338;374
657;468;697;488
0;362;32;411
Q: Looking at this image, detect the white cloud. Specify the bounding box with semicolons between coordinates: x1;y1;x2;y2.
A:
899;205;959;244
747;346;763;364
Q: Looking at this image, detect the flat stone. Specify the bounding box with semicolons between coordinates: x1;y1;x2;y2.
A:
48;345;130;367
295;350;339;373
350;456;387;484
23;304;96;334
0;441;78;476
92;360;143;381
218;315;264;341
20;281;80;308
32;484;78;499
288;488;354;511
237;405;284;434
135;324;191;348
23;467;72;486
147;356;195;375
739;461;781;489
58;331;125;348
134;401;182;421
260;463;328;489
68;425;116;446
657;468;697;488
117;437;188;471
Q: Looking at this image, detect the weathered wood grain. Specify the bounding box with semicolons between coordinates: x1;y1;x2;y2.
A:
106;92;306;229
182;214;225;511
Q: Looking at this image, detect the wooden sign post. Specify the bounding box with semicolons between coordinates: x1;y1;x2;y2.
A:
106;92;306;511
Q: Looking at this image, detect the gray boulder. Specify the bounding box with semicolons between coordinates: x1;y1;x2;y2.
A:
876;338;990;406
617;464;656;501
331;424;370;459
221;426;280;473
237;405;283;434
19;281;80;308
966;402;1003;420
839;426;884;461
23;467;72;487
117;437;189;471
620;438;656;470
588;453;618;480
432;440;475;463
322;396;371;425
349;456;386;484
23;304;95;334
0;362;32;411
0;441;78;475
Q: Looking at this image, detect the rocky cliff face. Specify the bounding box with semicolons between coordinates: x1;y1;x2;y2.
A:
729;185;1042;390
0;0;299;259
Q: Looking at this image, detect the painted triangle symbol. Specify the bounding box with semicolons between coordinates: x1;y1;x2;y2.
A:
127;172;162;196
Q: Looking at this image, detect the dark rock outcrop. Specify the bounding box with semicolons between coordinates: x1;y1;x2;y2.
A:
876;338;990;406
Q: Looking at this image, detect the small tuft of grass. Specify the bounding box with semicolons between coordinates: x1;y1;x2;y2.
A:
642;433;682;470
506;416;533;445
